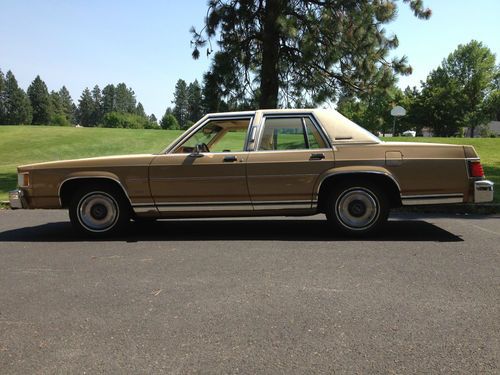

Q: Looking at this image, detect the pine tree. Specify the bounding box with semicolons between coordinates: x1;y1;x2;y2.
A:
2;71;32;125
58;86;75;123
78;88;96;126
0;69;6;123
50;91;63;115
187;80;202;122
102;84;116;114
115;83;136;113
149;113;158;124
27;75;52;124
191;0;431;108
172;79;189;128
136;102;146;117
201;70;224;114
92;85;103;125
50;90;71;126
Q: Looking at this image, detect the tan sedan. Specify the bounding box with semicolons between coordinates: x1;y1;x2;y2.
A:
9;109;494;237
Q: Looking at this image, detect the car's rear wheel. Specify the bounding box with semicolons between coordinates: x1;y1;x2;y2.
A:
69;184;130;237
326;182;388;236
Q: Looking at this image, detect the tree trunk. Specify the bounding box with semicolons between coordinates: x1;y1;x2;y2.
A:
259;0;283;109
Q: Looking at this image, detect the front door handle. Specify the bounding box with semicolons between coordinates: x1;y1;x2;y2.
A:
310;153;325;160
223;155;238;162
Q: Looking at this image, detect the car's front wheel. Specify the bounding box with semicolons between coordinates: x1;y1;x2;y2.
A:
326;182;388;236
69;184;130;237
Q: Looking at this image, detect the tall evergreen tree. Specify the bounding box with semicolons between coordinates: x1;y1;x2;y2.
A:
77;88;96;126
27;75;52;124
201;70;225;114
0;69;6;123
92;85;103;124
187;80;202;122
102;84;116;114
114;83;136;113
191;0;431;108
2;71;32;125
172;79;189;128
50;91;63;115
58;86;75;123
136;102;146;117
49;90;71;126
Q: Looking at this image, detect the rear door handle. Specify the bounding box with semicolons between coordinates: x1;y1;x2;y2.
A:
310;153;325;160
223;155;238;162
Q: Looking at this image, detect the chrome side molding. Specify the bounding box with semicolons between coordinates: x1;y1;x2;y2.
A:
401;193;464;206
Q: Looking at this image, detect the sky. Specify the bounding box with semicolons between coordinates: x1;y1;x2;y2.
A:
1;0;499;119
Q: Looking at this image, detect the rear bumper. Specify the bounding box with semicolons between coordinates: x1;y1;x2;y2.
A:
474;180;494;203
8;189;27;209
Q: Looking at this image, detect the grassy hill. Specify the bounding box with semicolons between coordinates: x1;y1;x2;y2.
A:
0;125;498;203
0;126;183;201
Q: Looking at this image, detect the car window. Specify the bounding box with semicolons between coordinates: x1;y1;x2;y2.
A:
258;117;326;151
304;118;327;149
210;128;248;152
259;118;306;151
174;118;250;153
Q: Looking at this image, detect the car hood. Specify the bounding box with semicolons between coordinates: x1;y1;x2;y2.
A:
18;154;156;171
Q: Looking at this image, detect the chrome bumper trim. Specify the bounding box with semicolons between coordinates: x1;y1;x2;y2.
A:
474;180;494;203
9;189;26;209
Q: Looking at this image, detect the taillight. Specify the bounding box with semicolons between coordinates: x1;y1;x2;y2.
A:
18;172;30;187
469;161;484;178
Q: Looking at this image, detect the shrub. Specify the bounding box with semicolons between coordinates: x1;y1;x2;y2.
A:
102;112;157;129
160;113;180;130
50;113;71;126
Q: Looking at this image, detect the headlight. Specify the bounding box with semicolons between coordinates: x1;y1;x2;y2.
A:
18;172;30;187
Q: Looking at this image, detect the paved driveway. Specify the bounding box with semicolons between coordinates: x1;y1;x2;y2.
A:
0;211;499;373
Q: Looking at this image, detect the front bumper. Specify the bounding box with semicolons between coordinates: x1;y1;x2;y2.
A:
474;180;494;203
9;189;27;209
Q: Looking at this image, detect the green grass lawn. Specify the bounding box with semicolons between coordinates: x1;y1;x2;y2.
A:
0;126;498;203
0;126;183;201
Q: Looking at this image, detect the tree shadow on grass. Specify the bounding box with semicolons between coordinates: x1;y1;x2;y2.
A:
0;217;463;243
482;165;500;203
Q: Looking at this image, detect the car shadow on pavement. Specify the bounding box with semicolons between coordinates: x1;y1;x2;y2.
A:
0;218;463;242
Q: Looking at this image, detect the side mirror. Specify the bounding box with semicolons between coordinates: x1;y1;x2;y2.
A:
189;144;204;158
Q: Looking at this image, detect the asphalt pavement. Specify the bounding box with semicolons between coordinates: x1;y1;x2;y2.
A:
0;210;499;374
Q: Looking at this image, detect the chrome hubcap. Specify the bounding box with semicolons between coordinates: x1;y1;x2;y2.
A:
77;192;118;232
336;188;379;230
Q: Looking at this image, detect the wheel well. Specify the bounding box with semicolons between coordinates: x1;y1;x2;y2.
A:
59;178;131;209
317;173;402;212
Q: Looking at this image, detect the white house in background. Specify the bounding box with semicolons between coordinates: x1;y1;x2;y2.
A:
402;130;416;137
464;121;500;137
421;127;433;137
487;121;500;136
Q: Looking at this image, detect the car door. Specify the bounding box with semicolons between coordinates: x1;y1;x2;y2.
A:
246;114;335;211
149;116;253;214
